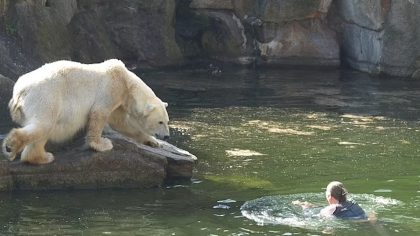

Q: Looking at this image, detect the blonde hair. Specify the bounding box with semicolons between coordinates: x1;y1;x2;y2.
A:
326;181;348;203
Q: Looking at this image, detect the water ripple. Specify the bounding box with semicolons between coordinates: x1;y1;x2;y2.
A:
241;193;402;231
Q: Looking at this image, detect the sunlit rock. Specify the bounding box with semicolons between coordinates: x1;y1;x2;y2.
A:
0;132;196;191
334;0;420;77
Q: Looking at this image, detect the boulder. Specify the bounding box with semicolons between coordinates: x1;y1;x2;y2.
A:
259;0;321;22
0;32;39;80
0;74;14;126
0;0;8;17
341;23;383;74
70;0;183;68
250;0;338;66
1;0;182;70
0;74;14;100
0;132;196;191
335;0;386;30
256;20;339;66
69;10;120;63
334;0;420;78
199;10;252;64
2;0;420;77
181;0;339;66
190;0;234;10
14;0;77;61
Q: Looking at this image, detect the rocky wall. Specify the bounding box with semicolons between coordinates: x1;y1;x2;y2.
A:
332;0;420;78
0;0;419;79
180;0;339;66
1;0;183;80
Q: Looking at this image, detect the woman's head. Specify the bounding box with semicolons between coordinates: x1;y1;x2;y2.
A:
326;181;348;204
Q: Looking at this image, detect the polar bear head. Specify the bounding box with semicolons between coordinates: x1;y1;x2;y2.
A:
120;70;171;141
141;100;170;140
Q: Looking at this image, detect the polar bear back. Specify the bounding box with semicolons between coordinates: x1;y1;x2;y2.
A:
15;60;121;101
11;60;133;142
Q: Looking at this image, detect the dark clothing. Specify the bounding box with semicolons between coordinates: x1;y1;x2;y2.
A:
333;200;367;220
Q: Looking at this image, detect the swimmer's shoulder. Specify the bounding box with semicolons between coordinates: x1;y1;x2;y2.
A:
320;204;337;218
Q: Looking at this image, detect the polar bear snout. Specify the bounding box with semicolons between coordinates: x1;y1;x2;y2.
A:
153;122;170;141
155;132;170;140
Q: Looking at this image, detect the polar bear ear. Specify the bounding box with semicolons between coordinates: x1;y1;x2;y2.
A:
144;104;156;116
163;102;168;108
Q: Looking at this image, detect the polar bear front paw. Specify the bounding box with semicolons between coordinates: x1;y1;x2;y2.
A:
144;136;161;148
36;152;55;164
89;137;113;152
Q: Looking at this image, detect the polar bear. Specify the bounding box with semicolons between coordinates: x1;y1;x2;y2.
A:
2;59;170;164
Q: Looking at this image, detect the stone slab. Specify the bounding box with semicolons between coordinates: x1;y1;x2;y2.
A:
0;132;197;191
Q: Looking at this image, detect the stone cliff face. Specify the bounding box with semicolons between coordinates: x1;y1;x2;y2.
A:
0;0;419;79
332;0;420;78
180;0;339;66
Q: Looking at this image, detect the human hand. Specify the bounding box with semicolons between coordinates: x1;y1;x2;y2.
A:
292;200;314;209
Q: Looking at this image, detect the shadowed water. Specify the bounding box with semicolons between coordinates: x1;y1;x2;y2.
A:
0;68;419;235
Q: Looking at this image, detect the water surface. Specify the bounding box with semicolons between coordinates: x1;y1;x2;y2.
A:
0;68;419;235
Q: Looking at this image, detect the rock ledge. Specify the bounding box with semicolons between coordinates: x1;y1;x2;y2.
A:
0;132;196;191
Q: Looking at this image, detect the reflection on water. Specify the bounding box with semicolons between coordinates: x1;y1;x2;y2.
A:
0;68;420;235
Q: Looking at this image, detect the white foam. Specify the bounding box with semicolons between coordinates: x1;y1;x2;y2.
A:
241;193;402;231
225;148;265;157
217;199;237;204
374;189;393;193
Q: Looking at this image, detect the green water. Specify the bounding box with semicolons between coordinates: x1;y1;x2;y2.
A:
0;68;420;235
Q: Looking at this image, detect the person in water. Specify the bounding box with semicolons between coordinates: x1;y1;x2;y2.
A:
293;181;368;220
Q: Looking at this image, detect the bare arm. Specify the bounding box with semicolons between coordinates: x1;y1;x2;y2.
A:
319;204;336;218
292;200;316;209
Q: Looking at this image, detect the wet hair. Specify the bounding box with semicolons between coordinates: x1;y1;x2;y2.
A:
326;181;348;203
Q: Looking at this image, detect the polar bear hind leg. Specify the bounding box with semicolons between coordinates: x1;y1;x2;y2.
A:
2;123;53;164
21;139;54;164
2;128;25;161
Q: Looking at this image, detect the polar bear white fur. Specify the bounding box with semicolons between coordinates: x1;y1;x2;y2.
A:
2;59;170;164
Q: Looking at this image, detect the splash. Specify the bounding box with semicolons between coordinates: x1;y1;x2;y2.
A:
241;193;402;231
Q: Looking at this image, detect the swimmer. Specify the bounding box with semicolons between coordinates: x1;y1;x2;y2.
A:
293;181;368;220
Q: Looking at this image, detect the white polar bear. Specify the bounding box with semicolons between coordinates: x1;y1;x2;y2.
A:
2;59;170;164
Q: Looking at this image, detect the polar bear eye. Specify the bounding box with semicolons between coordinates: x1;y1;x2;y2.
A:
159;121;164;125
